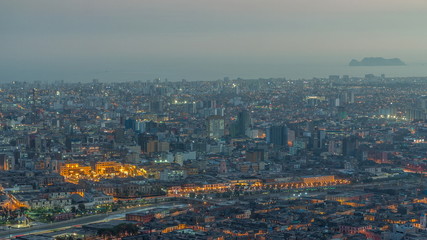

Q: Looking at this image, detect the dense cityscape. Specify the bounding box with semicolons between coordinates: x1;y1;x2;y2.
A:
0;75;427;239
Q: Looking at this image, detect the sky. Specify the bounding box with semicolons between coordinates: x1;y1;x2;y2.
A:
1;0;427;82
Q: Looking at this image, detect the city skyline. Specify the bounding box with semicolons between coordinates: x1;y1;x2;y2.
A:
4;1;427;240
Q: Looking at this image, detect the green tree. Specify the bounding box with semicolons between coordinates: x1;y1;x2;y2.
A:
97;223;139;237
77;203;86;212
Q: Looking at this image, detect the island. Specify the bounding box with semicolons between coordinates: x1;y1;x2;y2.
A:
349;57;405;66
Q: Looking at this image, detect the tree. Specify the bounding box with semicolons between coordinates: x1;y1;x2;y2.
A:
114;223;139;236
97;223;139;237
112;203;119;211
19;207;28;214
77;203;86;212
55;236;77;240
97;228;113;238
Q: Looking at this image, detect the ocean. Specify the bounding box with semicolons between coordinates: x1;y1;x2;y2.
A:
75;62;427;82
2;62;427;83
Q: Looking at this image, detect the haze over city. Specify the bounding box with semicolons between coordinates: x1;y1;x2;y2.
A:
2;0;427;82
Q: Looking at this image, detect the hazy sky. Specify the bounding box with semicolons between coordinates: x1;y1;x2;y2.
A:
1;0;427;82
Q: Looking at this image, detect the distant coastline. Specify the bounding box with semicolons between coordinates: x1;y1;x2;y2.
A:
349;57;406;67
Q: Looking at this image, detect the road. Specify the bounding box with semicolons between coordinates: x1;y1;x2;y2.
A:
0;203;186;239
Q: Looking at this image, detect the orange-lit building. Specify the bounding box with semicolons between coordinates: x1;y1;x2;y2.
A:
302;175;335;184
60;163;92;176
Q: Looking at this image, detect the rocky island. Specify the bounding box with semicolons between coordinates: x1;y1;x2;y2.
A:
349;57;405;66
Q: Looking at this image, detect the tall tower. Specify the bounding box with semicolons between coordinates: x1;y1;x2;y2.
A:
207;115;225;139
267;125;288;148
237;110;251;137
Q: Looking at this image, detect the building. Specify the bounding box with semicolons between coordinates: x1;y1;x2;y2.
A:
230;110;251;138
246;149;265;162
60;163;92;177
267;125;288;148
0;154;14;171
138;134;158;152
207;115;225;139
126;213;155;223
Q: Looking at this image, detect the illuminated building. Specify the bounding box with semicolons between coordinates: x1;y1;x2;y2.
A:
0;154;14;171
95;161;122;174
301;175;335;184
59;162;147;183
60;163;91;177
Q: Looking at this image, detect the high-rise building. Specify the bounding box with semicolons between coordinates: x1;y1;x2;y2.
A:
420;96;427;110
339;92;348;105
238;110;251;129
138;133;158;152
267;125;288;148
349;91;355;104
185;102;197;114
337;106;348;120
149;101;163;113
406;108;426;121
218;160;227;174
420;213;427;229
310;128;326;150
343;136;358;156
232;110;251;137
328;139;342;155
207;115;225;139
124;118;136;130
0;154;14;171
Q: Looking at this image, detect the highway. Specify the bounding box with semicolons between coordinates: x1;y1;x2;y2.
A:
0;203;186;239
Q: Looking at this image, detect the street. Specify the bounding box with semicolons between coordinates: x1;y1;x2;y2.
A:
0;203;185;239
